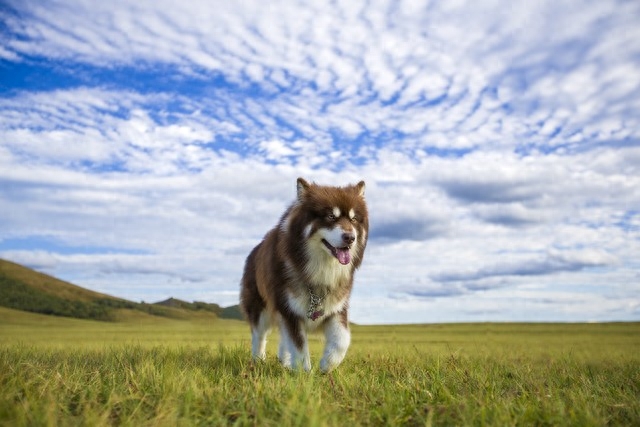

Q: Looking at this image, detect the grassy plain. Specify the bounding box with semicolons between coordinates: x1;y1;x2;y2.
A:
1;306;639;426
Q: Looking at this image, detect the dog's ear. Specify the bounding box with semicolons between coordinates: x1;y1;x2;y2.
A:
355;180;365;198
297;177;311;201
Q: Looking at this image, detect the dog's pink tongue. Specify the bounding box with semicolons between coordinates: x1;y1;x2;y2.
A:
336;248;351;265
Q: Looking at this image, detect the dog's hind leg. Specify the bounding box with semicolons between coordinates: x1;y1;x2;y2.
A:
278;329;291;366
240;247;270;360
279;315;311;371
251;310;270;360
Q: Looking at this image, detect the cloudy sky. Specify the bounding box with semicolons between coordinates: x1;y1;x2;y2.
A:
1;0;639;324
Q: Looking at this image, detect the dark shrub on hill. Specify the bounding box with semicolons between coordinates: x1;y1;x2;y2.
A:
0;276;114;321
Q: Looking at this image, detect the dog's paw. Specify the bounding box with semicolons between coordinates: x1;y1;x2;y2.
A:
320;352;345;373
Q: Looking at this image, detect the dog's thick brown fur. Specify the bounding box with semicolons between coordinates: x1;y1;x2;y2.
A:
240;177;368;372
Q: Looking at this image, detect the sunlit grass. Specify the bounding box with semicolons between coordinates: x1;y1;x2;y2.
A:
1;307;639;426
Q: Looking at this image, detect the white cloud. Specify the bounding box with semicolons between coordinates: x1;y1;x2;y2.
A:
1;0;639;323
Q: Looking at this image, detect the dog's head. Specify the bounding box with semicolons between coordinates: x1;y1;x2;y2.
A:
294;177;368;268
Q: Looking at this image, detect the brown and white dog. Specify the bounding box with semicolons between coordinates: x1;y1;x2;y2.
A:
240;177;368;372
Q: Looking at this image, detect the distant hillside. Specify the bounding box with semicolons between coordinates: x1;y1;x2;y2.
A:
153;297;243;321
0;259;241;322
0;258;178;321
154;297;222;313
219;304;243;320
0;258;116;302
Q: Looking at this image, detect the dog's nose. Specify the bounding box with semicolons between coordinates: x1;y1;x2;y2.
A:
342;232;355;245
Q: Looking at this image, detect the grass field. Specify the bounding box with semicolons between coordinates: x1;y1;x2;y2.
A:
1;306;639;426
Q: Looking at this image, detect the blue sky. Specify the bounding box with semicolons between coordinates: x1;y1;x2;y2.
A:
1;0;639;324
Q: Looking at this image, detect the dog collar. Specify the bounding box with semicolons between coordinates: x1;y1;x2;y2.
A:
307;287;325;321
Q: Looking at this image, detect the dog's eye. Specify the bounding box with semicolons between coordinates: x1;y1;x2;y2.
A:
327;214;336;221
350;216;358;223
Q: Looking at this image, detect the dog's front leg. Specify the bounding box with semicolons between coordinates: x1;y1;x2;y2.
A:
320;313;351;372
279;316;311;371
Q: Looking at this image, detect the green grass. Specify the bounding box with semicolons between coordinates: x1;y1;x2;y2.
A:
1;307;639;426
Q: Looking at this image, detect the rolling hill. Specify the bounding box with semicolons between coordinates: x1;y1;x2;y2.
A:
0;259;242;321
153;297;243;319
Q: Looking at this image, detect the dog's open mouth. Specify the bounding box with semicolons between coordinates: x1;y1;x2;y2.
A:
322;239;351;265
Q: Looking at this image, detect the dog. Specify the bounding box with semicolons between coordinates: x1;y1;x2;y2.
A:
240;177;368;372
